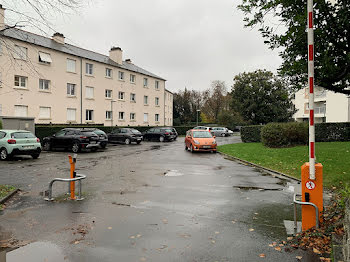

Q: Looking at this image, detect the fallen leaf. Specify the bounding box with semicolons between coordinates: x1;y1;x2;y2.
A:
313;247;321;254
249;228;255;232
136;234;142;238
108;227;112;230
214;231;220;234
74;241;79;244
254;213;259;215
211;240;216;244
130;236;135;239
259;253;265;258
231;220;236;224
268;244;274;247
287;237;293;241
296;256;302;260
274;247;281;251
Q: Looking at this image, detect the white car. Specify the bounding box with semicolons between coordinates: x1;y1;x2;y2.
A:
193;126;213;132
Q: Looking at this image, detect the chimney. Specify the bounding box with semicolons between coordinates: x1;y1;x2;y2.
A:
52;32;65;44
109;46;123;64
125;59;132;64
0;5;5;31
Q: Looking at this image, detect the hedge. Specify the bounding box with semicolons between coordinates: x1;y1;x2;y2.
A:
0;120;2;129
315;122;350;142
35;125;195;140
240;125;263;142
242;122;350;147
261;122;308;148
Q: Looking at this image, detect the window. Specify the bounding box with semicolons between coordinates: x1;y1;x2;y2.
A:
86;110;94;121
155;97;159;106
155;81;159;90
38;52;52;64
118;91;125;100
118;112;125;120
130;113;136;120
144;96;148;105
13;45;27;60
39;79;50;91
130;74;136;83
106;68;112;78
86;63;93;75
67;83;76;96
67;108;76;121
14;76;27;88
155;114;159;122
67;59;76;73
39;106;51;119
105;89;112;98
143;78;148;87
14;105;28;117
118;71;124;80
143;113;148;122
130;93;136;102
106;111;112;120
86;86;94;99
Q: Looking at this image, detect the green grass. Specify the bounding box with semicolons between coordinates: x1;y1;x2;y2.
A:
218;142;350;188
0;185;16;199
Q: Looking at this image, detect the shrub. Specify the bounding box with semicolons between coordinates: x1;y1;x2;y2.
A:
261;122;308;148
240;125;263;142
316;122;350;142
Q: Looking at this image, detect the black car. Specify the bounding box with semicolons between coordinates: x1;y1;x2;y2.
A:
143;127;176;142
82;128;108;148
108;128;143;145
42;128;100;153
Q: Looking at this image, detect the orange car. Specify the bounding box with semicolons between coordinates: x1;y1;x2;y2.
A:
185;129;217;153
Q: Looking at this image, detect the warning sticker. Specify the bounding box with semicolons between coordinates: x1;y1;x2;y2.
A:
305;181;316;190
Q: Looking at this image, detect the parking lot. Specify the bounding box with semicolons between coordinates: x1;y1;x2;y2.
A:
0;136;319;261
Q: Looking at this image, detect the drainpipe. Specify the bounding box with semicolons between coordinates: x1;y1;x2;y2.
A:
80;58;83;124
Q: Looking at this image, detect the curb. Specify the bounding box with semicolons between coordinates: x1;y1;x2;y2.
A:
217;151;301;182
0;188;19;205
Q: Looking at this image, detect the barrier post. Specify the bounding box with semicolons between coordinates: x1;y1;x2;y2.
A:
68;154;77;200
301;163;323;231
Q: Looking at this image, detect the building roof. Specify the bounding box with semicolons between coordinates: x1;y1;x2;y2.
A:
165;89;173;94
1;27;166;81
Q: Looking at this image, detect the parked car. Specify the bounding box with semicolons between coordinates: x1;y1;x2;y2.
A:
193;126;213;132
211;127;229;137
167;127;178;140
108;128;143;144
82;128;108;148
0;130;41;160
143;127;176;142
226;128;234;135
42;128;100;153
185;129;217;153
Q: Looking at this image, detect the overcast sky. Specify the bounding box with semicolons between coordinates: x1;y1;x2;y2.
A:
7;0;283;93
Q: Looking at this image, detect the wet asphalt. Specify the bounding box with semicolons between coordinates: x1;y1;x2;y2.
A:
0;136;321;262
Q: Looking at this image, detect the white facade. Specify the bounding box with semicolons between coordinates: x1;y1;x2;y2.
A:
293;87;350;123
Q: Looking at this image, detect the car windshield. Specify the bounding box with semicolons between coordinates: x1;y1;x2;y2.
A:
163;129;173;132
11;132;35;138
130;129;141;134
93;130;106;135
192;131;213;138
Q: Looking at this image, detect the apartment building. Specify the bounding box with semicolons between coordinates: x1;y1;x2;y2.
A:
164;89;173;126
0;6;173;127
293;86;350;123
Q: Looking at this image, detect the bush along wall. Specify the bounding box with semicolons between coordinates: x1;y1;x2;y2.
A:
315;122;350;142
35;125;195;140
261;122;308;148
240;125;263;143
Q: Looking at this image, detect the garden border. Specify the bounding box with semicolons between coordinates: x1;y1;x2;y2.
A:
0;188;19;205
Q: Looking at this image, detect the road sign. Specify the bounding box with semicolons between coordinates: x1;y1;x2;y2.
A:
305;181;316;190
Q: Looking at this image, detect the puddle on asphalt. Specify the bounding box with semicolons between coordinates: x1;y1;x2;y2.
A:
233;185;283;191
2;242;68;262
164;170;184;177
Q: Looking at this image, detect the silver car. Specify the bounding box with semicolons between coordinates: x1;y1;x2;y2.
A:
211;127;229;137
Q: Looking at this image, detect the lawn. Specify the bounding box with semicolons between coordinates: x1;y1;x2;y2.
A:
218;142;350;188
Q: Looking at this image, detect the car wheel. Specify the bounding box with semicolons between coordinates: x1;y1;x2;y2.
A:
221;133;226;137
43;141;51;151
31;153;40;159
0;148;8;160
137;141;141;145
125;138;131;145
159;136;165;142
185;145;188;151
100;143;107;149
190;144;194;153
72;142;80;153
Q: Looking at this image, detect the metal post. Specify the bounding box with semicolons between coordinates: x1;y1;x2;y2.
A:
307;0;315;180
